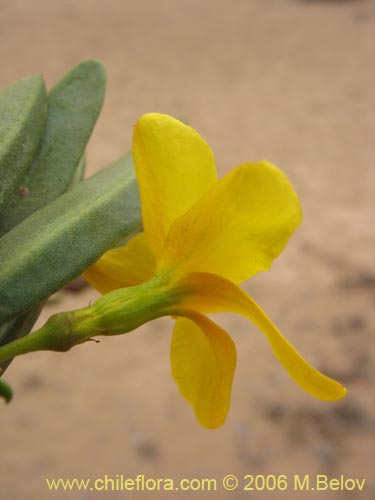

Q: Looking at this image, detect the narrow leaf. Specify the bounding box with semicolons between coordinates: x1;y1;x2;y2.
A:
0;60;106;236
0;60;103;374
0;156;86;375
0;75;48;211
0;154;141;325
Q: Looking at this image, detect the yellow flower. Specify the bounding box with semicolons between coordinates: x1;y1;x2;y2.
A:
84;113;346;429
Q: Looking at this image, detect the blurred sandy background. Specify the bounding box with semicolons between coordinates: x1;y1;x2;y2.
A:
0;0;374;499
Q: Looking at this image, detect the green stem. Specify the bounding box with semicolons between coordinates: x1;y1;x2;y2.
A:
0;311;78;362
0;302;45;376
0;327;49;360
0;272;178;364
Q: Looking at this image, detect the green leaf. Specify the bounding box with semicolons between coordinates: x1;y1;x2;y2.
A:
0;60;106;236
0;75;48;212
0;61;103;375
0;155;86;376
0;153;141;325
67;154;86;190
0;378;13;403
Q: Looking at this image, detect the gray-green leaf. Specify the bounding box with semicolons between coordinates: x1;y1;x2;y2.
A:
0;60;106;236
0;154;87;376
0;154;141;325
0;75;48;212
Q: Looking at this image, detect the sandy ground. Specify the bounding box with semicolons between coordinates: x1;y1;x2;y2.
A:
0;0;374;499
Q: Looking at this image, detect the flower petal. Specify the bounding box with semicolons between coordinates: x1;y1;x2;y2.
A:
83;232;156;293
170;313;236;429
173;272;347;401
159;161;302;283
132;113;217;260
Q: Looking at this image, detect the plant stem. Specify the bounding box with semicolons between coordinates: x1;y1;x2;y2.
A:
0;272;176;364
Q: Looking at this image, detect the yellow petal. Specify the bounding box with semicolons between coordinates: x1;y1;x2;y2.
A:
170;313;236;429
132;113;217;260
173;272;347;401
83;232;156;294
159;161;302;283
